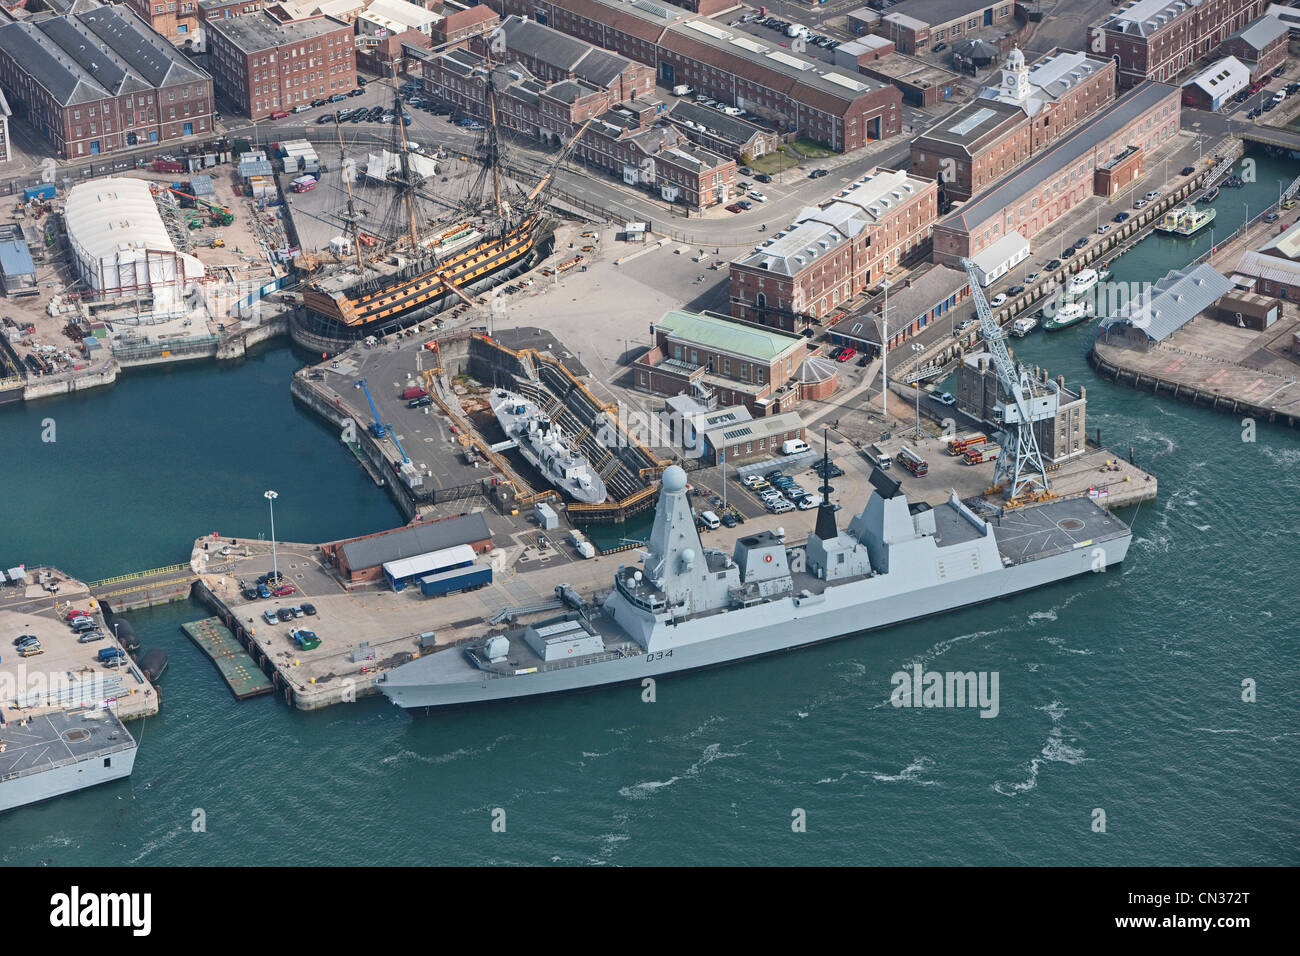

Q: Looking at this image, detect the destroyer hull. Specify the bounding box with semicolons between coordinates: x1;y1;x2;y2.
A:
380;532;1130;709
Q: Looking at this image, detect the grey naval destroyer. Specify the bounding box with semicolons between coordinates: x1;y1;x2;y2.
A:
379;459;1132;711
490;388;607;504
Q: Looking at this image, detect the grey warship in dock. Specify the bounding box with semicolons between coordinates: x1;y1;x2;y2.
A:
490;388;607;504
378;455;1133;711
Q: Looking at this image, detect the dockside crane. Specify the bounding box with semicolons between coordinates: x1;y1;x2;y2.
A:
959;258;1058;504
355;378;387;438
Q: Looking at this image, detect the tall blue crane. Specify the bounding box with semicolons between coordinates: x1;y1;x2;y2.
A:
355;378;387;438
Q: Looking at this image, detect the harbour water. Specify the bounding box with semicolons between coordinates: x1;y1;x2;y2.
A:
1;164;1297;865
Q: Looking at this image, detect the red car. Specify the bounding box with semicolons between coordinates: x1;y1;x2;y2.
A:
836;347;856;362
725;202;745;213
66;609;91;620
272;584;297;596
271;109;291;120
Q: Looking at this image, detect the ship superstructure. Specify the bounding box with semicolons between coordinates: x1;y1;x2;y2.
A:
490;388;607;504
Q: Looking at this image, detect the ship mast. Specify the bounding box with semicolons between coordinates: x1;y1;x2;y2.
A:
389;63;423;254
333;112;366;276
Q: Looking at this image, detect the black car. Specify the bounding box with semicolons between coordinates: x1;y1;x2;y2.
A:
301;603;317;616
348;88;365;97
1008;285;1026;295
1273;64;1286;78
1264;100;1278;112
857;353;871;367
1180;165;1195;175
241;586;259;600
357;77;367;86
311;98;327;108
754;173;773;183
809;168;828;179
13;634;38;646
933;42;948;52
1073;237;1089;250
257;571;284;586
315;114;334;124
721;512;738;528
1062;246;1075;258
1248;107;1264;118
407;395;433;408
1045;258;1062;270
276;608;295;623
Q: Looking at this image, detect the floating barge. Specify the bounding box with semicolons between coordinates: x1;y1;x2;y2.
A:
181;617;274;700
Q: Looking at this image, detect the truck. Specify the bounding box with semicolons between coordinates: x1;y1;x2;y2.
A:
781;438;811;456
401;384;428;400
290;175;317;192
964;443;1001;465
898;445;929;477
418;563;492;598
97;646;126;663
672;84;694;96
866;443;892;471
946;432;987;456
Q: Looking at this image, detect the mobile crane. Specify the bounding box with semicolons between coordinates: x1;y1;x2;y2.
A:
355;378;387;438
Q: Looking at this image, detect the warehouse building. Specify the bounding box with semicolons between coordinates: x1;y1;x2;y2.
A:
702;410;806;466
828;262;970;353
1220;15;1290;80
958;354;1089;462
1181;56;1250;111
729;167;938;330
932;82;1181;264
911;48;1116;202
321;513;494;585
664;100;781;159
489;14;656;103
634;310;836;415
63;178;205;315
206;11;356;119
0;224;36;298
1098;263;1235;349
1093;0;1264;89
495;0;903;152
0;4;214;159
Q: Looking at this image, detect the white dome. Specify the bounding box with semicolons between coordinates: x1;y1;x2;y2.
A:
662;465;687;492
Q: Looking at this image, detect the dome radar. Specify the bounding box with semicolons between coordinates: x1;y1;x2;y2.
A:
662;465;687;493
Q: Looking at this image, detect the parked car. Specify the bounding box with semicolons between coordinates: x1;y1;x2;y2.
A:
1045;258;1062;270
754;173;772;183
272;584;297;597
66;609;91;621
276;608;295;623
15;635;39;648
1025;271;1040;282
809;168;829;178
1073;237;1090;250
1097;223;1112;234
737;200;753;210
933;42;948;52
1134;198;1149;209
836;346;856;362
407;395;434;408
726;202;745;213
291;606;305;618
329;93;348;103
1180;165;1195;176
721;512;738;528
748;191;767;202
936;392;957;406
742;474;764;487
990;293;1007;307
270;109;290;119
77;630;106;643
263;609;279;625
316;114;335;124
1113;211;1130;222
1062;247;1075;258
1144;190;1160;201
1264;211;1281;223
301;603;317;616
348;88;365;98
257;583;272;599
1008;285;1026;295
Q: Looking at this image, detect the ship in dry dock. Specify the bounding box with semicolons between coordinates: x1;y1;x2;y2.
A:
294;67;593;345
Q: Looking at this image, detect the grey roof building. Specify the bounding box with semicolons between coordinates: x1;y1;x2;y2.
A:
0;3;213;158
333;513;494;579
1099;263;1235;347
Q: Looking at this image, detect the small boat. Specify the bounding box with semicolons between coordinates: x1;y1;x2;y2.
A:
1097;268;1111;282
1010;316;1038;337
1155;205;1216;236
1066;268;1099;298
1043;300;1095;331
1201;186;1219;203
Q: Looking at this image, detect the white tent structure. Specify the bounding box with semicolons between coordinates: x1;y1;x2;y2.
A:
63;177;204;315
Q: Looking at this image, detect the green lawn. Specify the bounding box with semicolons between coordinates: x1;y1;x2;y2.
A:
792;138;836;158
749;151;799;175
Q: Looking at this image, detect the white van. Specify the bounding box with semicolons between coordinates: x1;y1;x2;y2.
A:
786;23;808;38
698;510;721;530
782;438;811;455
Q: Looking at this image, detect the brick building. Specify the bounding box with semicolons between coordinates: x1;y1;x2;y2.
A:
911;48;1116;202
1220;14;1289;80
664;100;781;160
206;12;356;118
431;4;499;47
1092;0;1265;89
729;168;939;330
495;0;903;151
932;82;1182;264
0;4;214;159
852;0;1018;54
423;48;734;209
634;310;836;415
828;262;971;354
958;355;1088;462
488;15;655;103
122;0;201;44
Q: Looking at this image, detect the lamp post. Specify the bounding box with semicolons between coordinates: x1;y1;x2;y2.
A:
910;343;924;439
880;279;890;418
264;490;279;584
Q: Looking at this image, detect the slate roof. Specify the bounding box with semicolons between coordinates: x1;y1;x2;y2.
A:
0;5;206;107
1099;262;1233;342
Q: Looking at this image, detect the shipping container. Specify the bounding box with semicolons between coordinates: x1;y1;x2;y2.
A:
23;184;56;202
418;564;492;598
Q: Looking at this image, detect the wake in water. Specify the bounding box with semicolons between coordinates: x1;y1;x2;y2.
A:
815;755;940;788
618;741;741;800
992;701;1086;797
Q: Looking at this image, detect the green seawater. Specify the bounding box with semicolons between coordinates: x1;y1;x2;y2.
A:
0;154;1297;866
